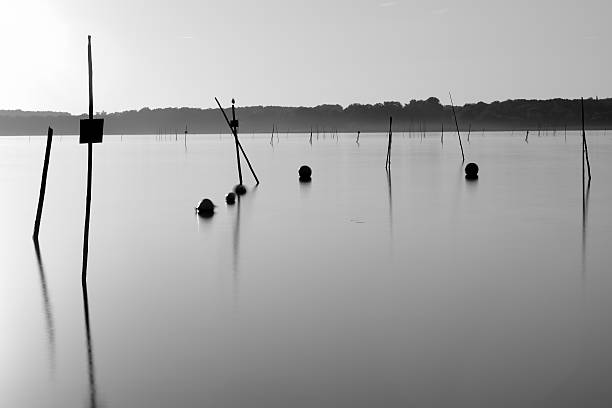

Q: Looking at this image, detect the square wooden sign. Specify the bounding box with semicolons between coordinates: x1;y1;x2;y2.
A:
80;119;104;144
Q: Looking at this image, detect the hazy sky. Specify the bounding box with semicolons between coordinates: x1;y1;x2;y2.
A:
1;0;610;113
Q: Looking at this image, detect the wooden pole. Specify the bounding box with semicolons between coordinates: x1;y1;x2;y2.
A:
525;130;529;143
33;127;54;240
441;123;444;145
215;97;260;185
467;124;472;143
582;98;592;181
449;92;465;161
82;35;94;284
88;36;93;120
231;99;244;186
385;116;392;170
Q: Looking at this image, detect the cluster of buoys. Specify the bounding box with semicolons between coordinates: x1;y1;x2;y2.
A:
196;165;313;217
197;162;479;216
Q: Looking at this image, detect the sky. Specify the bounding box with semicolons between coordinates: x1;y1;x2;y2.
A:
0;0;610;114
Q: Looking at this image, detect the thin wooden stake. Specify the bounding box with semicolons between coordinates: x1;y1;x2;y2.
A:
449;92;465;161
385;116;392;170
82;35;94;284
231;99;244;185
215;97;260;185
581;97;592;181
33;127;53;240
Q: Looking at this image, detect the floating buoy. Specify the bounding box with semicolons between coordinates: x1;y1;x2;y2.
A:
465;162;479;180
196;198;215;216
234;184;247;196
225;192;236;205
299;165;312;182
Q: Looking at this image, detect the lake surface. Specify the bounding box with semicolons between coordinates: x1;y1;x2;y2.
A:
1;131;612;408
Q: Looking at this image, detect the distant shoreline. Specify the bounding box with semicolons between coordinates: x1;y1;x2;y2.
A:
2;97;610;135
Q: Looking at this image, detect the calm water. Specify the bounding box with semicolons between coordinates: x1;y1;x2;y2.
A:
1;131;612;408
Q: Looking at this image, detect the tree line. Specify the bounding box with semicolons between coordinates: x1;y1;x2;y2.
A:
1;97;611;135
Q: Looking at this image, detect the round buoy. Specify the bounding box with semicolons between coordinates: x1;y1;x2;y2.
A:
465;162;479;180
234;184;247;196
225;192;236;205
298;165;312;182
196;198;215;216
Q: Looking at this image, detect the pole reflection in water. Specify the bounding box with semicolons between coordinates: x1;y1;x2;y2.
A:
82;279;99;408
233;196;242;294
81;192;99;408
33;241;56;373
582;178;591;287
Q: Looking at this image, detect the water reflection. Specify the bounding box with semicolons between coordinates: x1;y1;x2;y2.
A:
33;241;56;373
233;196;242;292
386;169;393;239
81;192;99;407
465;174;479;190
82;280;99;408
299;178;311;197
582;178;591;286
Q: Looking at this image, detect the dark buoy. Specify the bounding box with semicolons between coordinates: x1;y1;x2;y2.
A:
298;165;312;182
196;198;215;217
234;184;247;196
465;162;479;180
225;192;236;205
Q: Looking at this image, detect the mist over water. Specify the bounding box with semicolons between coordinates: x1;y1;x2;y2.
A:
2;132;612;408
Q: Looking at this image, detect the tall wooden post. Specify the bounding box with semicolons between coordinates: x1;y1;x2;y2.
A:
231;99;244;186
82;35;94;284
33;127;54;240
214;97;260;185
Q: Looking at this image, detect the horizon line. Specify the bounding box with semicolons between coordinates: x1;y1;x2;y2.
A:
1;95;609;117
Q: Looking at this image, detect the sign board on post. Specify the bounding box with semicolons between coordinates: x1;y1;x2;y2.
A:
80;119;104;144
